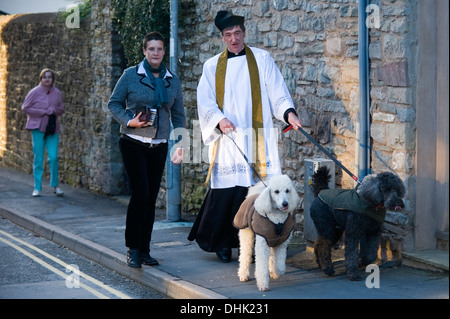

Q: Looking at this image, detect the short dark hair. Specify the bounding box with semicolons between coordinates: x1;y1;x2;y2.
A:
143;31;165;49
221;23;246;34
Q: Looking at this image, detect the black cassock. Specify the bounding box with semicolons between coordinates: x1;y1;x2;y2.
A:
188;186;248;252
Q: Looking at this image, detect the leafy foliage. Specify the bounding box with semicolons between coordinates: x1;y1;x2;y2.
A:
57;0;92;28
112;0;170;66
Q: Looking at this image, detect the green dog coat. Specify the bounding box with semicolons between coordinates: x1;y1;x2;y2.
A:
318;188;386;223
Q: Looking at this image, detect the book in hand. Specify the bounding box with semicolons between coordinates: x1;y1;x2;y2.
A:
138;108;157;126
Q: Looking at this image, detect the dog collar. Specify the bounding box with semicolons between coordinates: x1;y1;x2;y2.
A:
375;203;384;210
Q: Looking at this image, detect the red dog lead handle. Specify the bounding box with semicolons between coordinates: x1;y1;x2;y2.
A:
282;125;293;133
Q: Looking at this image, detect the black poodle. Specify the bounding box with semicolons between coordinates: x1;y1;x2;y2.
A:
310;166;405;281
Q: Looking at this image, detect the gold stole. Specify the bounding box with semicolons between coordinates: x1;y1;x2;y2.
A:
203;45;267;186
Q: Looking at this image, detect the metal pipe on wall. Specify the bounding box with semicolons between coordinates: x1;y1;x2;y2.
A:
169;0;179;75
357;0;371;180
166;0;181;221
357;0;371;256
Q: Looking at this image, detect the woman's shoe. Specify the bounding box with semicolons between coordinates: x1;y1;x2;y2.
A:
54;187;64;196
216;248;232;263
127;249;142;268
140;252;159;266
32;189;40;197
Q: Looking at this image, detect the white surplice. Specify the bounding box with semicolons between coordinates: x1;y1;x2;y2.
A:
197;46;295;189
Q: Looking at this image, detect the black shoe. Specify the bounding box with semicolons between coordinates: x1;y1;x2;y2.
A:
140;252;159;266
127;249;142;268
216;248;232;263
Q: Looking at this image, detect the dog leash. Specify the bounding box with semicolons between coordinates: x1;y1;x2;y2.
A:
283;124;362;184
223;132;268;187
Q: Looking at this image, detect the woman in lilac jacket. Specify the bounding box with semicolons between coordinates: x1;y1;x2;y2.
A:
22;69;65;197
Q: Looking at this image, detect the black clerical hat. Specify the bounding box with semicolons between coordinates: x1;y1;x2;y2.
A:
215;10;244;32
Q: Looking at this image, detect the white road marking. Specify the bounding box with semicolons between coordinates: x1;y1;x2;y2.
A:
0;229;131;299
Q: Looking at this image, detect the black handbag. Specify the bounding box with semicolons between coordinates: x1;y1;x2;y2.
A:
44;114;56;138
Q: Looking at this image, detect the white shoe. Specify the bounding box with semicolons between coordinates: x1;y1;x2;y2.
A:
54;187;64;196
32;189;40;197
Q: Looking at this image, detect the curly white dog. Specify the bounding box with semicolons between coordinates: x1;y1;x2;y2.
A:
233;175;300;291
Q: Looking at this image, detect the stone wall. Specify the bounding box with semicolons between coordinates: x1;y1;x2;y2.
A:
178;0;366;213
0;0;125;194
0;0;419;256
365;0;417;251
177;0;417;257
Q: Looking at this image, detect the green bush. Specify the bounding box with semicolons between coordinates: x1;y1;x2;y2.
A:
57;0;92;28
112;0;170;67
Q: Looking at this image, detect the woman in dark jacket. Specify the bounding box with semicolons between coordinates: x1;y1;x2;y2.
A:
108;32;186;268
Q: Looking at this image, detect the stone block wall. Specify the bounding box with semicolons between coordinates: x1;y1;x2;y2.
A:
0;0;125;195
0;0;419;256
178;0;370;214
177;0;417;257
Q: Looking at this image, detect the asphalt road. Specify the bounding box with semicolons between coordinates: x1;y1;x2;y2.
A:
0;217;168;299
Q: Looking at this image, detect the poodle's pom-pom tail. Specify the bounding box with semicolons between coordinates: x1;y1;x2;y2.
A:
312;166;331;197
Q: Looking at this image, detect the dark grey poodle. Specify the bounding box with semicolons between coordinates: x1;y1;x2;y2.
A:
310;166;405;281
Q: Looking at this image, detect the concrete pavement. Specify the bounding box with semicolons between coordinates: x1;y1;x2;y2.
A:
0;166;448;299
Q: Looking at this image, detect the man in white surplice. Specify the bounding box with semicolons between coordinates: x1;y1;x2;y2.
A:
188;10;303;263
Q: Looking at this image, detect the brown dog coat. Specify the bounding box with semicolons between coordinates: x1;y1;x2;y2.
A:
233;194;295;247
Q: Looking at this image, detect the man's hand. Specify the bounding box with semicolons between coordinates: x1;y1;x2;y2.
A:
170;147;184;165
218;118;236;134
287;112;302;131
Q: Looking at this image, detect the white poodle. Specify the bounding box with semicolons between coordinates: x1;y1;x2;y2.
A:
233;175;300;291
